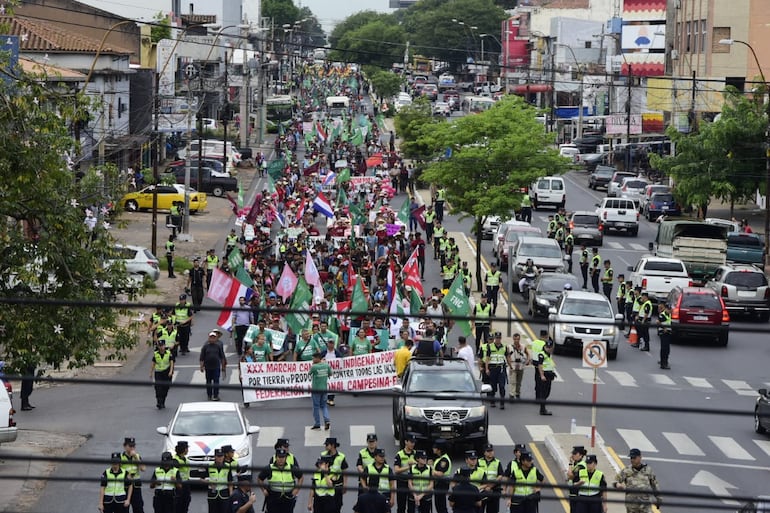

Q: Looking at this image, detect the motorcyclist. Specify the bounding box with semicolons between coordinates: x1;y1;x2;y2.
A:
518;259;541;293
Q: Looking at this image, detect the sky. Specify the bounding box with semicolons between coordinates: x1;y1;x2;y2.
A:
78;0;391;34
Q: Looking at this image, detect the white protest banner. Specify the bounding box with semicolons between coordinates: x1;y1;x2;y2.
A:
349;176;380;186
240;350;398;402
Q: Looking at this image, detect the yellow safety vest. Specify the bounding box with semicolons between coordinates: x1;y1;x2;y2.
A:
153;351;172;372
173;454;190;482
313;472;336;496
320;450;346;483
591;254;601;269
443;264;456;279
359;448;376;469
486;271;501;286
154;467;178;491
468;467;486;490
617;282;627;300
410;465;432;492
434;227;445;239
660;311;671;327
632;296;643;313
640;300;653;320
487;344;507;365
121;453;141;478
158;326;177;346
425;211;436;223
207;255;219;268
521;196;531;207
226;234;238;246
165;240;175;254
436;188;446;201
208;465;230;492
267;464;295;493
475;303;491;325
512;467;538;496
541;354;555;372
104;468;128;497
366;463;392;494
174;303;190;323
530;339;546;361
580;250;589;264
602;267;613;283
479;458;502;480
577;468;604;496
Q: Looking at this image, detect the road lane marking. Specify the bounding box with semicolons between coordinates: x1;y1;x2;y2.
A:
573;368;604;384
256;426;285;447
753;440;770;458
650;374;676;386
721;379;756;396
350;425;376;447
607;241;623;249
616;429;658;452
190;369;206;385
629;243;648;251
529;443;569;513
709;436;754;460
305;425;329;447
606;370;637;387
683;376;713;389
488;424;515;446
525;424;554;442
663;432;705;456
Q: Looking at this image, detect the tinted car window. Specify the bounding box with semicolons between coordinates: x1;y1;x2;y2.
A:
572;215;600;226
728;234;762;247
520;243;562;259
644;261;686;273
551;180;564;190
407;371;475;393
539;276;580;292
172;411;243;436
561;298;613;318
651;194;673;203
537;179;550;189
625;180;647;189
681;293;721;309
724;272;768;288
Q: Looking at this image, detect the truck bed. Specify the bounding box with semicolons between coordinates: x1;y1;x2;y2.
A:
672;236;727;279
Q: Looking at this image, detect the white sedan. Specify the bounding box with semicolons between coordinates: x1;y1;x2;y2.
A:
433;101;451;117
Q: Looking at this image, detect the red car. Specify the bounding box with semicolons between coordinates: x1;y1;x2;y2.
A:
666;286;730;346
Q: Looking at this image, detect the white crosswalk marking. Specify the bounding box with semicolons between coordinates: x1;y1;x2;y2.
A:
190;369;206;385
650;374;676;386
683;376;713;389
525;425;554;442
753;440;770;458
228;371;241;386
709;436;754;461
350;425;376;447
662;432;705;456
257;426;285;447
573;368;604;384
305;426;329;448
616;429;658;452
722;379;756;396
629;243;647;251
606;371;637;387
488;425;514;446
607;241;623;249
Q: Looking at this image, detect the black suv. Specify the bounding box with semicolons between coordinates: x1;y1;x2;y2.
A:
392;358;490;450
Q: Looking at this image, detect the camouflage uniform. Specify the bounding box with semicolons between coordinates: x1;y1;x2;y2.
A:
614;464;660;513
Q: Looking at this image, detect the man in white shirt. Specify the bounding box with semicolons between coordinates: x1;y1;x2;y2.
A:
456;336;475;368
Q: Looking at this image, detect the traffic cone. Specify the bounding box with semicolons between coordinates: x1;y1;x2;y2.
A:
627;326;638;345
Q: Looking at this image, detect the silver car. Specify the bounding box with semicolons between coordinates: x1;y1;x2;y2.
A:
510;237;565;289
705;264;770;321
619;177;650;208
547;290;622;360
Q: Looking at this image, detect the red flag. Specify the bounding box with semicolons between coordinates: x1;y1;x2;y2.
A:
303;160;320;176
365;154;383;168
245;192;263;225
402;248;423;296
224;193;239;216
295;200;306;224
412;204;426;230
275;263;299;302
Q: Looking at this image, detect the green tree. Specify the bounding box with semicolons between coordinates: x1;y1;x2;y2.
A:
0;70;138;375
150;12;171;43
394;97;440;160
331;20;406;69
418;96;569;289
369;70;405;101
329;11;395;49
651;88;765;218
297;6;326;49
262;0;301;32
400;0;506;67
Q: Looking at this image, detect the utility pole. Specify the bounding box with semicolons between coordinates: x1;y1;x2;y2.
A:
549;39;556;134
626;63;632;172
222;48;229;169
689;70;697;133
239;24;251;149
151;73;160;255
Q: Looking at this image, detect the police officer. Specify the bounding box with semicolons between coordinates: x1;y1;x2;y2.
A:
394;434;418;513
613;449;661;513
231;474;259;513
616;274;627;321
174;294;194;354
448;467;481;513
155;314;178;354
425;205;436;244
165;236;176;278
472;296;492;357
546;215;557;239
460;261;472;296
431;440;452;513
519;195;532;224
434;186;446;223
574;455;607;513
354;476;389;513
627;286;643;337
504;444;526;479
485;263;502;314
441;260;457;290
555;222;565;248
532;334;556;416
360;448;395;508
635;292;654;351
222;445;241;476
172;442;191;513
100;452;134;513
225;229;239;256
357;433;379;493
321;437;349;513
150;340;174;409
579;244;590;290
309;456;336;513
478;444;504;513
258;448;301;513
121;437;146;513
150;451;180;513
590;248;602;294
566;446;588;513
564;230;575;273
208;448;233;513
657;303;672;370
187;258;206;312
432;222;445;260
407;450;433;513
270;439;301;471
483;333;513;409
458;450;487;495
601;260;614;299
205;249;219;290
504;452;543;513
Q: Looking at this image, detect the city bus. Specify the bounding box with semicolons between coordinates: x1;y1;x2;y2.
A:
325;95;350;118
265;95;295;133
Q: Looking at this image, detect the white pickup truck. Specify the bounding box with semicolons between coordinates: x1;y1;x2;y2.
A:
627;256;692;302
596;197;639;236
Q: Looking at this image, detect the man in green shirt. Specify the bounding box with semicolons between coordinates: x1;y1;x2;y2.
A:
295;329;320;361
308;352;332;431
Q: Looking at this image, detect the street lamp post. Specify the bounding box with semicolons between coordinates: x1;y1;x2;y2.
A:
481;33;504;91
719;38;770;258
556;43;585;140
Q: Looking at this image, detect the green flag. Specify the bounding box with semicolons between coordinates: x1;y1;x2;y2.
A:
410;287;423;316
286;278;313;334
441;275;472;336
350;278;369;314
350;128;363;147
375;114;387;132
266;158;285;181
337;167;351;183
228;248;243;271
235;265;254;288
267;174;276;194
336;187;348;209
397;197;410;225
237;181;244;209
304;131;314;147
349;202;367;225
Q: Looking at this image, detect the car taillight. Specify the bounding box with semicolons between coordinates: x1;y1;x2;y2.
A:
150;261;159;269
636;212;640;220
688;280;694;287
765;289;770;300
641;278;647;289
569;221;574;230
721;285;728;297
8;407;16;428
598;223;604;232
671;306;680;320
721;300;730;322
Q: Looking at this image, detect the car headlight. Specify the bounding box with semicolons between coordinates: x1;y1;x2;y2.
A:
555;264;565;272
537;298;550;306
404;406;422;418
467;406;486;417
559;323;573;334
604;326;616;336
236;445;250;458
